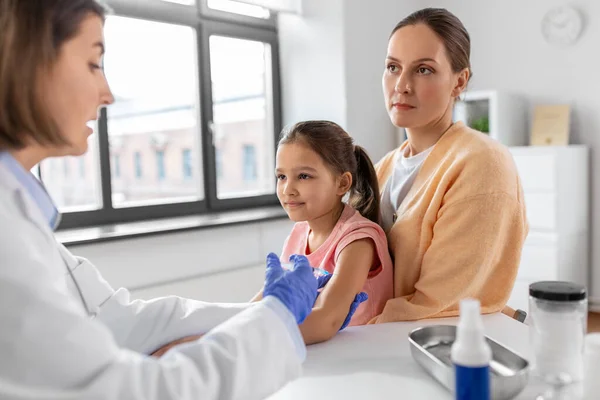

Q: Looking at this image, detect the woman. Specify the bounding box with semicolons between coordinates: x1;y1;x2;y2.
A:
372;8;528;323
0;1;320;399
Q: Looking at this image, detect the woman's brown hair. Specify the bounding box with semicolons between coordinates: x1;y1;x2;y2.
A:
0;0;109;150
391;8;472;81
279;121;381;224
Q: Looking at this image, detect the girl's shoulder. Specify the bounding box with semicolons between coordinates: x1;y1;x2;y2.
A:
338;206;387;240
333;206;392;268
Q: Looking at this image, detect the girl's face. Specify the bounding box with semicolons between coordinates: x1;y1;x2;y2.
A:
275;142;348;223
382;23;468;129
42;14;114;157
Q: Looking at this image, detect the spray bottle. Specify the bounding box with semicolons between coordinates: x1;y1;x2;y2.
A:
451;299;492;400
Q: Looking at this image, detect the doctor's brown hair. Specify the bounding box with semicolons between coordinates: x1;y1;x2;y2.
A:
278;121;381;225
0;0;109;150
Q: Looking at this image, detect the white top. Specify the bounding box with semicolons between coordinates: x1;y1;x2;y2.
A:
267;313;550;400
381;145;434;232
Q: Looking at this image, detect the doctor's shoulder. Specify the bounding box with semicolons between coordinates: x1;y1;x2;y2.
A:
0;184;54;259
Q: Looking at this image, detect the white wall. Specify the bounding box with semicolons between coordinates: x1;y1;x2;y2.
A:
278;0;422;162
343;0;421;161
416;0;600;299
278;0;347;128
67;219;293;302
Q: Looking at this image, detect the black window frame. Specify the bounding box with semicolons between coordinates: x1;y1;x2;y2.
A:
50;0;281;230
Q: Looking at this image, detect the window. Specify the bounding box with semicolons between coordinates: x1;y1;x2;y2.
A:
156;150;166;181
162;0;196;4
112;154;121;179
243;145;257;181
182;149;193;179
37;0;280;229
215;148;223;179
63;159;70;178
78;158;86;179
210;35;276;199
207;0;270;18
134;152;143;179
104;16;203;207
41;134;101;212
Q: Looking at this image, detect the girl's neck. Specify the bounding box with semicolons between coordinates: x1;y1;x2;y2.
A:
404;112;454;156
306;202;345;253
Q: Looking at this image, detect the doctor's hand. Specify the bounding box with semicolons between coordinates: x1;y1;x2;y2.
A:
315;273;368;331
263;253;318;324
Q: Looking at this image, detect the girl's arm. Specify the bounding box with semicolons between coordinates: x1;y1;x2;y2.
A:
249;289;263;302
299;238;376;345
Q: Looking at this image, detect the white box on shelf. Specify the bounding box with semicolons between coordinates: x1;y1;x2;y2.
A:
454;90;528;147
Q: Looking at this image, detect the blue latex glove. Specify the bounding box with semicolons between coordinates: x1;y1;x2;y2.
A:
315;273;369;331
263;253;318;324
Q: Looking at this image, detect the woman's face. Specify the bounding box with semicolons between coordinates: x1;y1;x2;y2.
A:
42;14;114;157
382;23;467;129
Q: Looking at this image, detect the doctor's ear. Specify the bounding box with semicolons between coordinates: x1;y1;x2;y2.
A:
337;172;353;196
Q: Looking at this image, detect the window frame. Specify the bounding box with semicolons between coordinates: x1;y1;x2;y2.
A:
54;0;281;229
199;0;277;30
199;19;282;212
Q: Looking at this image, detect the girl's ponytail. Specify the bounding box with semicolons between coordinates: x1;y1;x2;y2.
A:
349;145;380;224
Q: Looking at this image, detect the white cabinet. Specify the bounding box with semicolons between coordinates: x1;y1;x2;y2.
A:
508;145;589;313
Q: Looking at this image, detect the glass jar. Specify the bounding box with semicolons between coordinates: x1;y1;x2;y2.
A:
529;281;587;395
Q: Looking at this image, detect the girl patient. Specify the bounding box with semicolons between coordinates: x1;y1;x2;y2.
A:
252;121;393;344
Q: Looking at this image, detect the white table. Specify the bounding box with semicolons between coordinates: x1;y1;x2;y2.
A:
268;313;552;399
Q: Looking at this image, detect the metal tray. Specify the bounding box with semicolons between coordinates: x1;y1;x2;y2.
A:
408;325;529;400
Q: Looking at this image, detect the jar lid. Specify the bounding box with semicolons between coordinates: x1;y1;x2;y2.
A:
529;281;587;302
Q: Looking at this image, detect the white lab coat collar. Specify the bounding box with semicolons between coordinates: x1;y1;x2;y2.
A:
0;162;56;243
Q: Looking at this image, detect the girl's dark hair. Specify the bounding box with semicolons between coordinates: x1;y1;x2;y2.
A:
279;121;380;224
391;8;472;81
0;0;110;150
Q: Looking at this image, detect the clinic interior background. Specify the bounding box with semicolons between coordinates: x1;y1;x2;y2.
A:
54;0;600;313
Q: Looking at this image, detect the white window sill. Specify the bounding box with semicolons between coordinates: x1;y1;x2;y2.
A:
56;206;287;246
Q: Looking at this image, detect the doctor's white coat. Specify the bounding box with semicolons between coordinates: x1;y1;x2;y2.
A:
0;162;303;400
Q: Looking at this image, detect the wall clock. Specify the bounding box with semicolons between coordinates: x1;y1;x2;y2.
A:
541;6;584;47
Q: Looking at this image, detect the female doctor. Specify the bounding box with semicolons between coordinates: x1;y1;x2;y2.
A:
0;1;320;399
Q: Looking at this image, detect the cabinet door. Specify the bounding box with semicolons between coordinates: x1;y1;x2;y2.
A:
511;153;556;191
517;243;558;281
524;193;557;230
